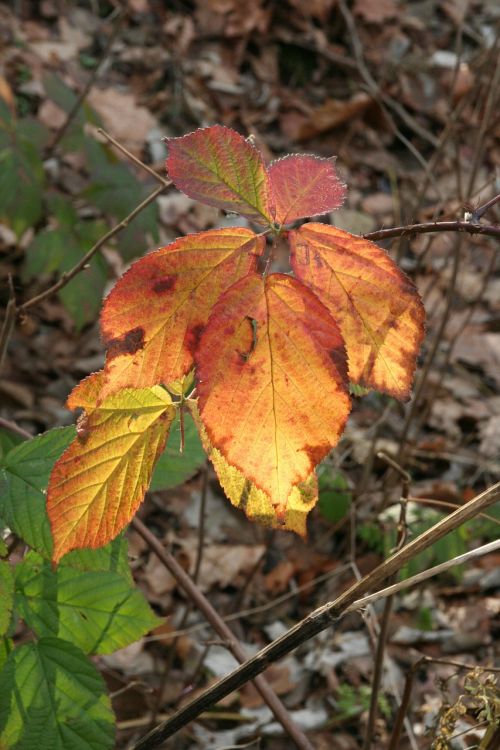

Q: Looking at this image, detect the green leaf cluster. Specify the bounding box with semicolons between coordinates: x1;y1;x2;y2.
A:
0;426;166;749
3;73;159;329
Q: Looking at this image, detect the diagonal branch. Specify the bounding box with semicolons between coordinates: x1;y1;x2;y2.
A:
132;481;500;750
19;183;169;314
364;217;500;242
131;517;315;750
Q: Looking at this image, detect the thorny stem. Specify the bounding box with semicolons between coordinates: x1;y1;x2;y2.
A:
131;517;315;750
97;128;171;186
132;482;500;749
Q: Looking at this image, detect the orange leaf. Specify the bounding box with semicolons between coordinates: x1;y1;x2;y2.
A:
195;273;351;514
190;402;317;536
289;223;425;399
47;384;176;562
267;155;346;224
100;228;264;397
166;126;273;225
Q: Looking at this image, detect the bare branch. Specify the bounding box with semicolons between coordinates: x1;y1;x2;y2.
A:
132;481;500;749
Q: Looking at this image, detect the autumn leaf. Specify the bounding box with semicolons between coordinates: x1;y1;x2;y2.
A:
191;402;317;536
100;228;264;397
289;223;425;399
195;272;351;514
166;126;273;225
267;155;346;224
47;380;176;562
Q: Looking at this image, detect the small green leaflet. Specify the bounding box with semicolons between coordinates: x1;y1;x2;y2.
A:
0;637;114;750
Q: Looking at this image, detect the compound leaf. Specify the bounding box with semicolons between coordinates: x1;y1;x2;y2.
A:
0;637;114;750
47;385;176;562
268;155;346;224
196;273;351;517
192;404;317;536
15;552;161;655
0;427;76;558
166;126;272;225
289;223;425;399
101;228;264;396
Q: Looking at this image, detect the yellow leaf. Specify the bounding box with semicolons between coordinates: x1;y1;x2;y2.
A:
191;403;317;536
47;383;176;562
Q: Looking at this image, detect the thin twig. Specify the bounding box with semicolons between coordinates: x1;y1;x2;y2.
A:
47;10;126;153
131;517;315;750
19;183;168;313
0;417;32;440
0;276;17;375
471;192;500;222
131;481;500;749
148;461;209;726
364;218;500;242
363;456;409;750
97;128;170;186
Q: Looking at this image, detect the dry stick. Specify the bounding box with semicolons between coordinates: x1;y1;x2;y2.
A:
47;9;126;154
148;461;210;727
130;517;315;750
363;455;410;750
18;183;168;314
132;481;500;750
96;128;170;186
363;217;500;242
0;276;16;374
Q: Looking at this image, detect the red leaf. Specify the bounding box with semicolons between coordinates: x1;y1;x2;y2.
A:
166;126;273;225
267;155;346;224
100;228;264;396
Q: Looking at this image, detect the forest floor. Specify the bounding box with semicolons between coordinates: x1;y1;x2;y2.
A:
0;1;499;748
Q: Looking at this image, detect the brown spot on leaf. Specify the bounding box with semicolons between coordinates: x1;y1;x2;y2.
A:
152;275;176;293
186;323;205;354
105;327;145;359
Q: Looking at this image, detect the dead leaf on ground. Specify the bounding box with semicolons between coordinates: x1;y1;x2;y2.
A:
88;87;157;155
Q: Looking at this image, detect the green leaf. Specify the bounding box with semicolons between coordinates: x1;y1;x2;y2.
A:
0;145;44;236
0;427;76;557
0;637;114;749
84;140;158;259
318;467;351;523
43;73;100;151
150;411;206;491
23;222;108;330
60;533;132;582
0;562;14;636
0;637;12;672
15;552;161;654
0;430;23;460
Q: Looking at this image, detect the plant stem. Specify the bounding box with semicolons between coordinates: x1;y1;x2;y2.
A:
131;517;315;750
364;217;500;242
131;481;500;749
